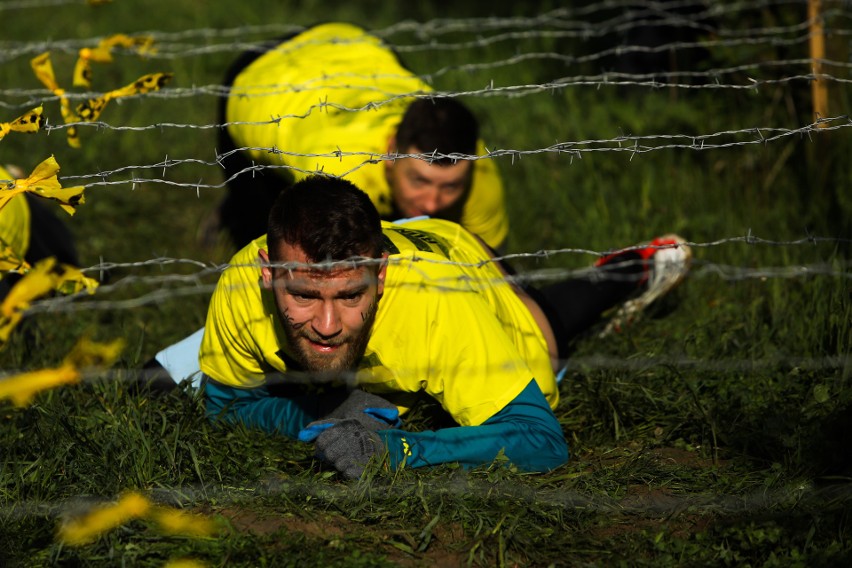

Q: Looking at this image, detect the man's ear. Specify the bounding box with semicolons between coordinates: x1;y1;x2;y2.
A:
385;133;397;174
376;252;389;296
258;248;273;289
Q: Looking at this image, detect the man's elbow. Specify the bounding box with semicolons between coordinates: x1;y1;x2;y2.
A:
530;435;570;472
544;435;570;471
508;431;569;473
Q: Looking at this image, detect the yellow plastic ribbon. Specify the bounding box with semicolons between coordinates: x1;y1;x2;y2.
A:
30;52;61;93
0;258;98;345
74;34;156;88
0;155;85;216
0;258;60;342
58;492;151;546
150;508;218;538
163;560;208;568
0;335;123;406
30;53;81;148
54;264;99;296
0;240;30;273
0;363;80;408
73;59;95;89
0;106;44;140
63;335;124;369
33;50;169;146
58;492;218;546
76;72;173;122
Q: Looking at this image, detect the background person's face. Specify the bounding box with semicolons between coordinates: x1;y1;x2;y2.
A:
259;244;385;378
385;146;472;218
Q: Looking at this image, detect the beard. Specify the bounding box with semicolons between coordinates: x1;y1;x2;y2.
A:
280;300;377;385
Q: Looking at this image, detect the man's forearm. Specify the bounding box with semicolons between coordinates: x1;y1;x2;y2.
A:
204;376;325;438
378;379;568;472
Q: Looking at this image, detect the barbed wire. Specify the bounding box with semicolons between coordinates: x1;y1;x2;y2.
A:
0;2;776;39
5;65;851;114
421;56;852;85
1;2;848;79
3;115;839;190
0;352;844;398
62;234;852;267
18;233;851;316
30;233;843;277
62;233;852;269
0;0;815;17
3;1;846;56
5;41;851;108
8;45;852;90
1;471;849;525
120;21;840;61
25;259;848;314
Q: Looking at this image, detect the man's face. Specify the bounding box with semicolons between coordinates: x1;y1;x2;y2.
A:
385;145;472;219
259;243;386;380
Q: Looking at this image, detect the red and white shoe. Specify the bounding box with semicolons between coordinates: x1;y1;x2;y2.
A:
598;234;692;337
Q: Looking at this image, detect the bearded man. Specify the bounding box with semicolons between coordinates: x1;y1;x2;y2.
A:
200;175;567;477
199;175;691;478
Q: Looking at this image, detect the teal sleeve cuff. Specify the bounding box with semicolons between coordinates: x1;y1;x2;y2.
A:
376;379;568;472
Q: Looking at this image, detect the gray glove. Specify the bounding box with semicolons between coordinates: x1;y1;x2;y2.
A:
314;419;384;479
298;389;400;442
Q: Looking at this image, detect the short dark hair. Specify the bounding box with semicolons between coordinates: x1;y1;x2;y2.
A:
267;176;384;263
395;97;479;164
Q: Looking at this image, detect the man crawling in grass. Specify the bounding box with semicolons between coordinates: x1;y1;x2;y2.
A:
196;176;690;478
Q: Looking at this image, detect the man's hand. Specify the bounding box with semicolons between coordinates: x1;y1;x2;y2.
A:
314;419;384;479
298;389;400;442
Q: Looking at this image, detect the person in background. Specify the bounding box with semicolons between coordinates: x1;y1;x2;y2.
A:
206;22;508;252
0;164;81;301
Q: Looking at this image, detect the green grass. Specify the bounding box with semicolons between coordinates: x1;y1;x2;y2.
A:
1;1;851;566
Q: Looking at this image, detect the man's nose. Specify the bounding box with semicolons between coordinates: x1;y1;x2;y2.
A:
419;187;440;214
312;301;342;338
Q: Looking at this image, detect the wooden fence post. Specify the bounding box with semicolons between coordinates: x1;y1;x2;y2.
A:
809;0;828;125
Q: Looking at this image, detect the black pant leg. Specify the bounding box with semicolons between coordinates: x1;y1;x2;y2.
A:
530;252;645;358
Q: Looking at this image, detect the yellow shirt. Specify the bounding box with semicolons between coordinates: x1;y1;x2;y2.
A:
200;219;556;427
226;23;508;250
